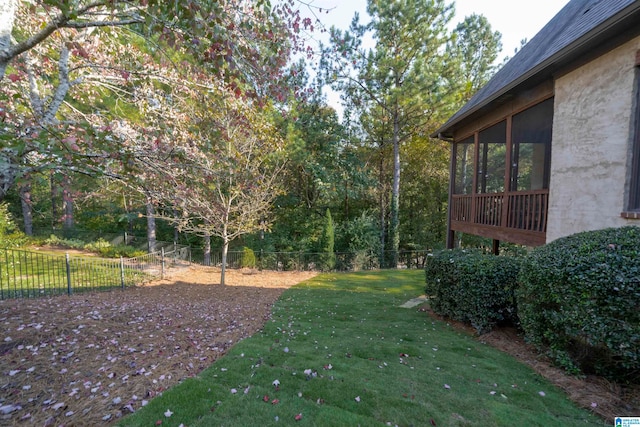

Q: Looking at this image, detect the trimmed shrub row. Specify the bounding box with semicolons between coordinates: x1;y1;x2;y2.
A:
424;249;521;334
518;226;639;382
425;226;639;383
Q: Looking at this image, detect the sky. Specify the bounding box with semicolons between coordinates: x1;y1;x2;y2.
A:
304;0;570;115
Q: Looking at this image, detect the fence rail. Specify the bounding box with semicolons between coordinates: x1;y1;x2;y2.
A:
1;246;429;300
202;249;433;272
0;245;191;300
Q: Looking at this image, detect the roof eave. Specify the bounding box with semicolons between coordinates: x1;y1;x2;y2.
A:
431;3;640;141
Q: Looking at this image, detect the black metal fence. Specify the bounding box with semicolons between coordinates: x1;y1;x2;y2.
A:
0;245;191;300
202;249;432;272
1;244;430;300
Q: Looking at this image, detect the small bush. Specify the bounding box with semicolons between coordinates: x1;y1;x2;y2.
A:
84;238;112;252
517;226;640;382
44;234;85;249
241;247;256;268
0;203;27;248
320;209;336;271
96;244;146;258
425;249;521;334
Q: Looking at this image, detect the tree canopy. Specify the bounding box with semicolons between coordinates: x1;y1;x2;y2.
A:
1;0;503;274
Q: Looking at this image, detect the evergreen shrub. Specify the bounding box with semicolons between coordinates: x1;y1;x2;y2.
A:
241;247;256;268
517;226;640;382
320;209;336;271
425;249;521;334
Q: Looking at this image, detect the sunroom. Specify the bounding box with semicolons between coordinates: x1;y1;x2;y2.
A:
449;97;553;249
433;0;640;252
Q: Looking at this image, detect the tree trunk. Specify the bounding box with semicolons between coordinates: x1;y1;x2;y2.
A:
173;208;179;243
50;170;59;229
0;0;16;81
220;238;229;286
62;176;74;237
146;197;156;252
19;180;33;236
0;149;19;202
203;234;211;266
378;151;386;268
390;105;401;268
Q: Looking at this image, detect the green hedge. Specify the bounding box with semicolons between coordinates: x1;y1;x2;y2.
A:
425;249;521;334
517;226;640;382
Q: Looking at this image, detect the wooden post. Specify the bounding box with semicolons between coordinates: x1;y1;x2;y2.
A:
446;142;456;249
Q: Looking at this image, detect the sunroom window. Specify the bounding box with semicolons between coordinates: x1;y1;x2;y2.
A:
454;136;475;194
510;98;553;191
477;121;506;193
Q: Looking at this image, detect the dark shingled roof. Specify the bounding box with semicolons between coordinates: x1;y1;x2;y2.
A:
433;0;640;138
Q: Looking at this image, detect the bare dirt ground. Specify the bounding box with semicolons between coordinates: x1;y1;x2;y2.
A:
0;265;636;426
0;266;317;426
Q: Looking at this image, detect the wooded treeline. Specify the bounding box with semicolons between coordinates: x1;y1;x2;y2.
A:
0;0;502;272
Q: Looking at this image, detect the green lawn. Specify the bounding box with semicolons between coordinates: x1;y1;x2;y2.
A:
119;270;601;427
0;248;152;298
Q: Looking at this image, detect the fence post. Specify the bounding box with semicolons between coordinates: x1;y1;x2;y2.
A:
120;256;125;289
173;242;177;265
161;248;165;279
65;253;72;296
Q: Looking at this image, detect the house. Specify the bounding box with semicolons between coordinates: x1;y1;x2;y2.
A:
433;0;640;251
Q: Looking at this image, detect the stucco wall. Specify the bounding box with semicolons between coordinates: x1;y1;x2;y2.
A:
546;36;640;243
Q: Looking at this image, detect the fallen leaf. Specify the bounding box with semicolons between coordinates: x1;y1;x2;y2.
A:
263;395;270;402
0;404;20;415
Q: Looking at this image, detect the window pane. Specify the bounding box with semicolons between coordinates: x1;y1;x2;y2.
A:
455;136;475;194
511;98;553;191
477;121;506;193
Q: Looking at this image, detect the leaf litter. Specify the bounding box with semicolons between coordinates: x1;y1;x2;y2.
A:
0;265;316;426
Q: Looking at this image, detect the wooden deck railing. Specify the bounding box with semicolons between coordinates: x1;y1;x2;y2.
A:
451;190;548;234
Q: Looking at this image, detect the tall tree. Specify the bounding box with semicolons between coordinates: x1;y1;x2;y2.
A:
324;0;458;267
323;1;502;264
449;14;502;101
146;86;287;285
0;0;308;203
